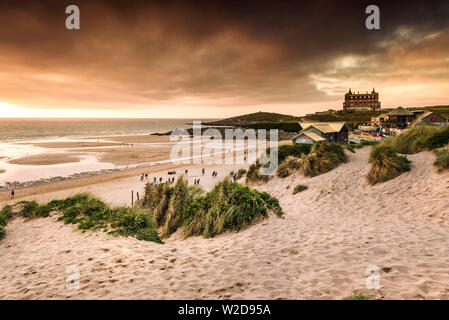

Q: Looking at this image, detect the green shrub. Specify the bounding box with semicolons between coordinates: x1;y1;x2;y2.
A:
267;144;311;164
425;126;449;149
16;200;39;218
6;194;163;244
0;205;12;219
344;289;373;300
367;145;411;184
276;156;301;178
384;126;445;154
36;204;52;217
183;178;283;238
236;168;247;180
113;208;162;242
298;142;347;177
293;184;308;194
246;160;270;183
0;213;7;227
60;205;83;224
434;148;449;172
0;226;5;239
345;140;379;153
140;176;201;237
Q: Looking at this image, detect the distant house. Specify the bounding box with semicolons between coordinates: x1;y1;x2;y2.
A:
371;107;447;129
371;113;388;126
409;110;447;128
292;131;327;145
292;122;349;145
385;107;415;128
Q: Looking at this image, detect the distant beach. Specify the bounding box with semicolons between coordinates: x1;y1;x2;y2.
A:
0;118;214;187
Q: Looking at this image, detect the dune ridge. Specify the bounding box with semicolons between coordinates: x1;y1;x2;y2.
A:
0;148;448;299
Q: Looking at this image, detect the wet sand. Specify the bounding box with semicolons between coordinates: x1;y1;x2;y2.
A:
74;145;175;166
8;153;83;166
21;141;124;149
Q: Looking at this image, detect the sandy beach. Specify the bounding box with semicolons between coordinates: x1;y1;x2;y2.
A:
1;146;448;299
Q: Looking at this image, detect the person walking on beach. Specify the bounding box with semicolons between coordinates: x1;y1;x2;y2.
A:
11;189;14;199
202;168;205;175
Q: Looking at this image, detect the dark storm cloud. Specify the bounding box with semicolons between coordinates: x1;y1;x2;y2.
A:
0;0;448;114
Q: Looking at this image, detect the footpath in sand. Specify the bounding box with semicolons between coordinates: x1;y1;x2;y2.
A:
0;147;448;299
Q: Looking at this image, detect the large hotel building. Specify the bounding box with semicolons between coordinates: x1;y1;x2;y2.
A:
343;88;381;111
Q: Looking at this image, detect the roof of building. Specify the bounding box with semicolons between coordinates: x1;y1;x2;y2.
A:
292;131;327;142
387;107;413;116
299;122;347;133
409;111;447;127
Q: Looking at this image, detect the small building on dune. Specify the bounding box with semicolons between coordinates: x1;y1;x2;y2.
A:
409;110;447;128
370;106;447;129
371;113;388;126
292;131;327;145
292;122;349;145
385;107;415;128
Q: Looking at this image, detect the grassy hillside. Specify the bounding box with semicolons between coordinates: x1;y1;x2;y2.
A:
304;109;389;123
422;106;449;119
205;111;300;126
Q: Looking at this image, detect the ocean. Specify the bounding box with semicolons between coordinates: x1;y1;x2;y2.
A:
0;118;214;185
0;118;213;142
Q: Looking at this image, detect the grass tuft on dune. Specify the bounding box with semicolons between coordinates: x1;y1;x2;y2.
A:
343;289;374;300
245;160;270;184
1;177;284;242
140;177;283;239
277;156;301;178
434;148;449;172
183;178;283;238
1;194;163;244
140;176;202;238
298;142;347;177
367;145;411;185
382;125;449;155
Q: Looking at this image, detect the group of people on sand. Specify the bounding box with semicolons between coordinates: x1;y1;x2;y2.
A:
229;171;238;182
140;173;150;181
151;176;175;184
193;178;201;185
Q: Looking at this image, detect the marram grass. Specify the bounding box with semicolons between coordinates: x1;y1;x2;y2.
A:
434;148;449;172
183;178;283;238
1;193;163;244
298;142;347;177
367;145;411;185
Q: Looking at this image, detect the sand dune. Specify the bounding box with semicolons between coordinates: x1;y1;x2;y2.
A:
0;147;448;299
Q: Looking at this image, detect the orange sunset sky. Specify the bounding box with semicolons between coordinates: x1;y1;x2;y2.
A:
0;0;448;118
